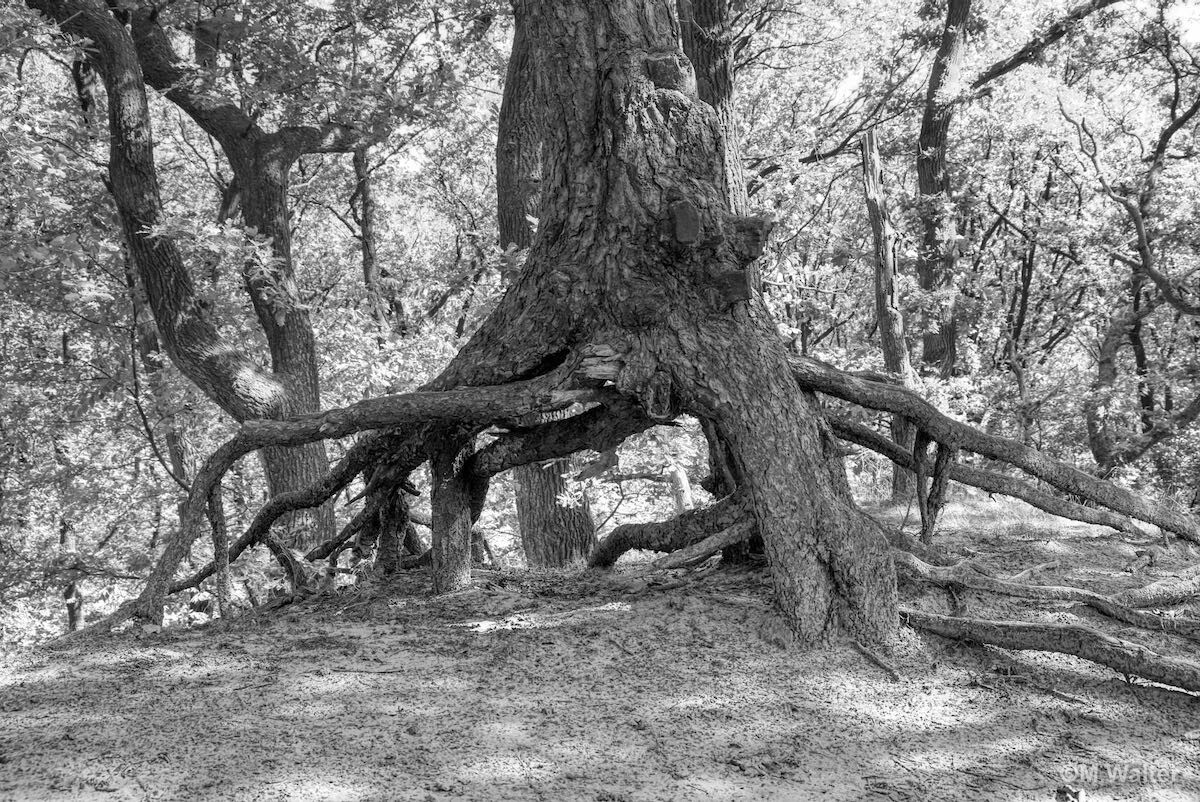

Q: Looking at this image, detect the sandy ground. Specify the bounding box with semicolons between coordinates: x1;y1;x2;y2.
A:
2;501;1200;801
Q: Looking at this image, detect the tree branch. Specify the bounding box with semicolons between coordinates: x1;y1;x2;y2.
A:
828;415;1152;536
790;354;1200;541
470;399;654;478
971;0;1125;90
589;492;750;568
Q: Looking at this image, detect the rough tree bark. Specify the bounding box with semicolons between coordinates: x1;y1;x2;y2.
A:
329;0;895;640
676;0;765;564
496;10;598;567
677;0;747;214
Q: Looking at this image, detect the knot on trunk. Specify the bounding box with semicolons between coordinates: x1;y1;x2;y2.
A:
703;267;752;307
730;215;771;264
644;53;694;93
669;200;701;243
577;344;676;421
640;370;676;420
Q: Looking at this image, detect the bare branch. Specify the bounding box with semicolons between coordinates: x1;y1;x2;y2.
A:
829;415;1152;536
972;0;1125;90
791;354;1200;541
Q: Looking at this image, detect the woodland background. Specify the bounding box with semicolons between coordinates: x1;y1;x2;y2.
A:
4;0;1200;641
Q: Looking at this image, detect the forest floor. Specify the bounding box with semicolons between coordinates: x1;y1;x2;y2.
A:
2;498;1199;801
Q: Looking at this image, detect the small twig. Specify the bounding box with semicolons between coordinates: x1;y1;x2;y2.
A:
608;636;635;656
852;640;901;681
1033;682;1086;704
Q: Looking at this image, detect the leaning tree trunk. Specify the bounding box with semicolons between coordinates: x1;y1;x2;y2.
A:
492;0;898;643
497;11;598;567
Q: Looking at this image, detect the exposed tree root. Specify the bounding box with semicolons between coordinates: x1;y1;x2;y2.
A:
470;398;655;477
167;400;647;601
882;527;966;568
901;607;1200;693
851;640;901;681
652;520;756;570
895;551;1200;641
1116;565;1200;609
118;367;606;625
90;341;1200;642
830;416;1153;537
589;493;748;568
1006;561;1059;582
794;356;1200;541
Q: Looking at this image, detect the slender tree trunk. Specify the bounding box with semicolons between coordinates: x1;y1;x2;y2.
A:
498;8;598;567
916;0;971;377
59;518;82;631
666;464;693;514
53;440;82;632
354;147;406;335
861;129;917;500
233;147;334;549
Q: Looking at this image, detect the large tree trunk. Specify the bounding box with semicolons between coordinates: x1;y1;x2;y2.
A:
915;0;971;377
497;10;598;567
677;0;765;563
499;0;897;643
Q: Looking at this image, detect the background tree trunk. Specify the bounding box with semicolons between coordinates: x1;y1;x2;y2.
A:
27;0;336;552
861;129;917;501
916;0;971;377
